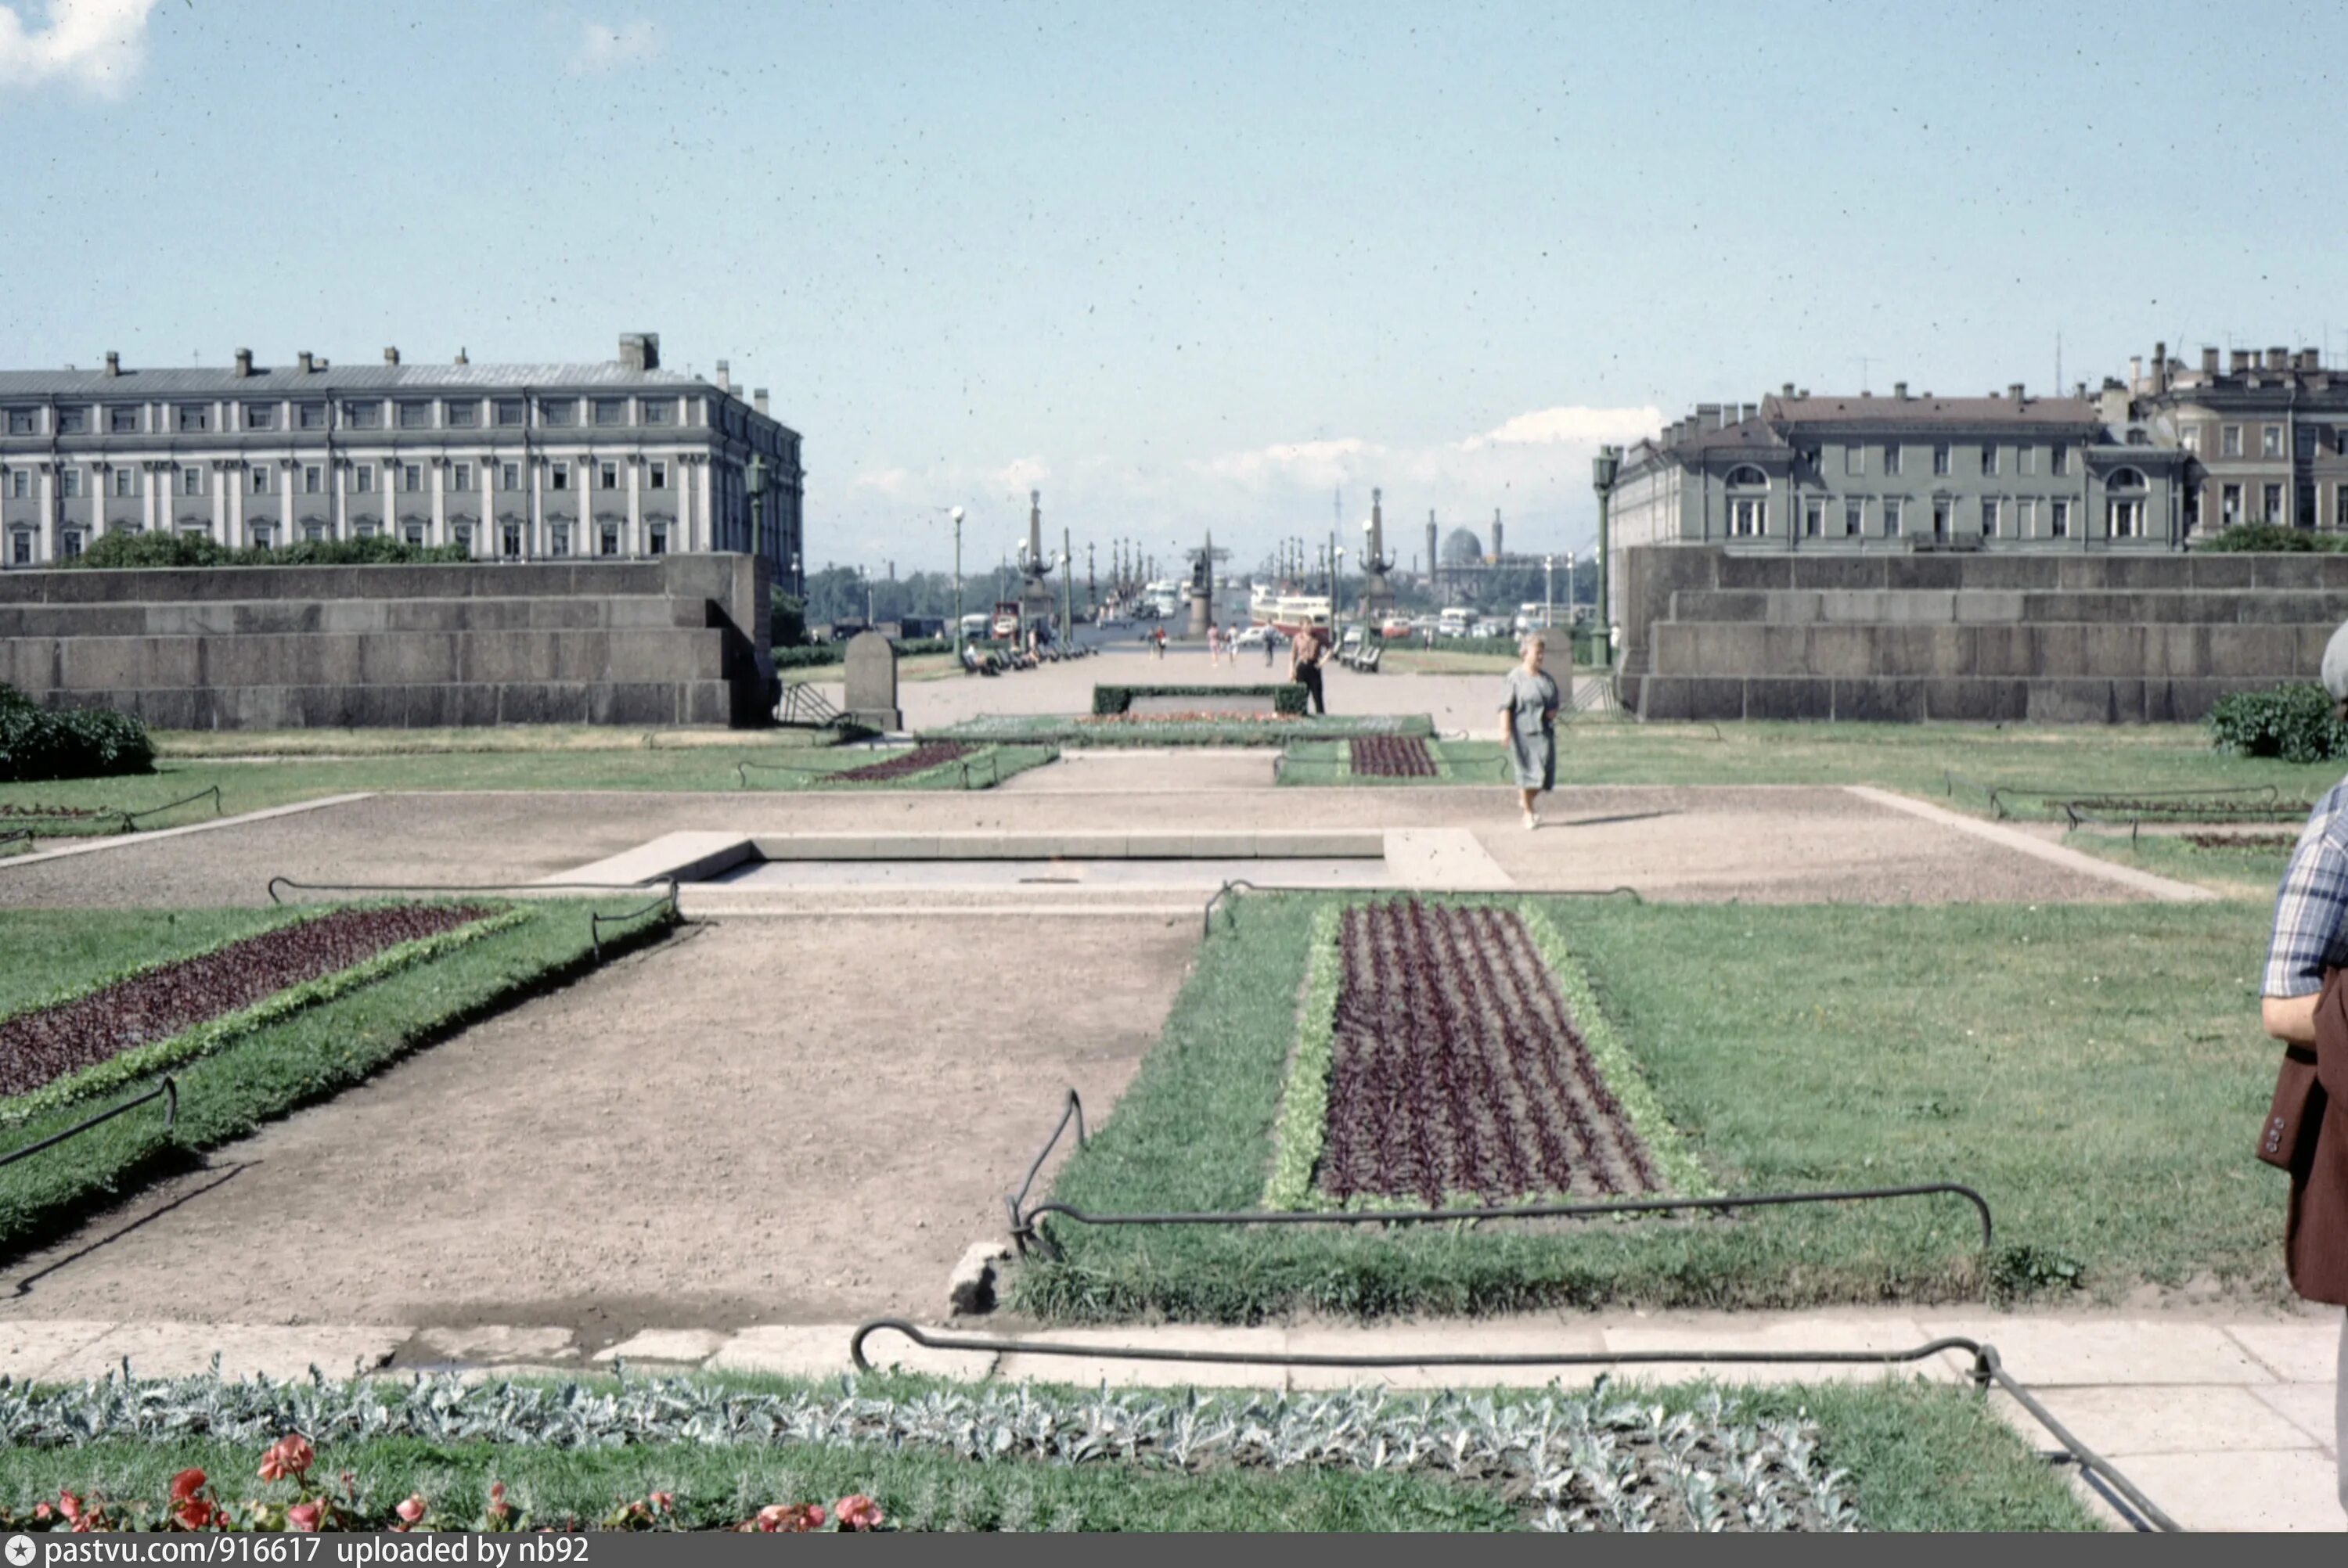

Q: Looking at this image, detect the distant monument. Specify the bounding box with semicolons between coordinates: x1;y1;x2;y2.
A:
1183;528;1228;639
843;630;901;732
1017;490;1057;634
1359;487;1396;625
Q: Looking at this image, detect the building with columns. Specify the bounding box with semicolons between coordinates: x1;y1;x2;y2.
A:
0;333;805;592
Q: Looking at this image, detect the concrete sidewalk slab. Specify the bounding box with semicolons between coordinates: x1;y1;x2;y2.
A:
2227;1321;2343;1385
1991;1384;2314;1456
46;1322;408;1382
996;1325;1290;1389
1282;1320;1607;1390
708;1323;994;1381
1918;1316;2273;1385
0;1319;113;1379
2075;1449;2344;1533
1601;1311;1960;1386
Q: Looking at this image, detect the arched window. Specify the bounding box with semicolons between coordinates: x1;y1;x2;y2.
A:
1725;465;1768;487
2107;466;2148;490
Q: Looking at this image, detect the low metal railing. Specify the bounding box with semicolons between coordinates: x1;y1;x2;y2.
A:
843;1321;2176;1532
0;1077;177;1171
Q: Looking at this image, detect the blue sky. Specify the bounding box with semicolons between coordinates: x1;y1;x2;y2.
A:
2;0;2343;574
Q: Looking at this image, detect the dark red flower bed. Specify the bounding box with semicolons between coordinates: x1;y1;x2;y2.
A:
0;904;492;1098
834;742;972;783
0;803;104;819
1350;735;1436;778
1319;900;1662;1205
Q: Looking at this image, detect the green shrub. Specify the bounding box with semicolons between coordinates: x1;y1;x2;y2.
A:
1093;683;1307;716
2194;522;2348;553
0;684;154;782
772;645;846;670
769;589;807;649
60;531;470;570
2207;682;2348;763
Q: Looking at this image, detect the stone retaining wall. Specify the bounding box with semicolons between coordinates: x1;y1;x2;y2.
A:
1619;545;2348;722
0;554;776;729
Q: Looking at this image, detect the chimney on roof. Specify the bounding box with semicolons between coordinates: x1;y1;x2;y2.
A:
2128;356;2141;390
1781;382;1795;397
2268;346;2290;370
753;388;769;415
383;346;400;366
2231;349;2253;372
1797;387;1809;397
1892;381;1907;399
454;347;468;365
1740;403;1757;422
103;351;119;377
715;358;731;393
1492;508;1504;561
297;351;314;373
2075;382;2088;399
1425;512;1438;579
618;333;659;372
1695;401;1720;430
2299;347;2320;371
233;347;252;378
2201;346;2220;375
2153;342;2168;391
1859;389;1871;397
2009;382;2026;404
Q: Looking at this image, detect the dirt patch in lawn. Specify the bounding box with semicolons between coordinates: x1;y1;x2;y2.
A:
1320;901;1660;1204
0;915;1197;1342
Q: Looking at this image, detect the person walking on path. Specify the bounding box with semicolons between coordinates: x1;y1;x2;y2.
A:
1498;632;1561;829
1262;628;1277;669
1289;621;1329;715
2257;620;2348;1523
1152;624;1166;660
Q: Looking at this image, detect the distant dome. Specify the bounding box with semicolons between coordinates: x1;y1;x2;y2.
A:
1439;527;1485;565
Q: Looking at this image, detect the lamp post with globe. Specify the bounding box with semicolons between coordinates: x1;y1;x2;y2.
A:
1591;445;1622;666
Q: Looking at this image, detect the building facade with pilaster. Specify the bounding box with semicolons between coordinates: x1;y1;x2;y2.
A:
0;333;805;592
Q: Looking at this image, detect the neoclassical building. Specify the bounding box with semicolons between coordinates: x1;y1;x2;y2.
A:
0;333;804;591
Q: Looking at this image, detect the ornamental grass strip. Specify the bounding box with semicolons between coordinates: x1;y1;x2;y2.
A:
0;904;498;1103
1262;897;1711;1211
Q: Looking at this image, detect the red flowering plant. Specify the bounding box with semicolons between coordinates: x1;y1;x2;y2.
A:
243;1432;362;1533
601;1491;678;1531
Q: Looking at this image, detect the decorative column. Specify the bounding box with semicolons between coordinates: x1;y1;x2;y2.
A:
626;454;642;546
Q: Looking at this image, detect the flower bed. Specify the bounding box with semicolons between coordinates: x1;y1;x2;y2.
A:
0;905;495;1103
1349;735;1436;778
1264;901;1700;1208
1093;683;1306;717
0;1372;1877;1534
834;741;972;782
934;712;1433;748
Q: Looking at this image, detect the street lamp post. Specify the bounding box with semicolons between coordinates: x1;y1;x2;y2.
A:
1591;445;1622;667
1543;553;1554;632
746;454;767;565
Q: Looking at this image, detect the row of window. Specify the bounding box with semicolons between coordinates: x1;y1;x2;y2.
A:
2;396;702;437
2180;422;2348;459
1756;495;2137;539
1835;443;2077;479
4;459;675;499
2207;480;2348;527
8;517;674;566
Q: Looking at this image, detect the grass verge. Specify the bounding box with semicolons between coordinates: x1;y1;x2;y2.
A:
1014;893;2287;1322
0;899;674;1260
0;1372;2091;1533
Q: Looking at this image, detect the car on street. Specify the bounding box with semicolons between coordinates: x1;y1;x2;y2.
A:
1231;624;1282;650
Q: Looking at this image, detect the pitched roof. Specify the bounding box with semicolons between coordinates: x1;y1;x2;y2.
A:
1763;393;2098;427
0;361;711;397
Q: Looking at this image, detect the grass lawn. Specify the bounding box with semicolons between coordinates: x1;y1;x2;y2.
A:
1016;892;2287;1323
0;1372;2091;1533
0;742;1057;839
1378;649;1522;675
2062;829;2296;899
0;898;674;1258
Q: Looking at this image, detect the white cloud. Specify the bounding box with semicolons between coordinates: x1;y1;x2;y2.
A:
571;18;661;74
1457;405;1661;451
990;457;1052;496
0;0;155;98
850;467;913;498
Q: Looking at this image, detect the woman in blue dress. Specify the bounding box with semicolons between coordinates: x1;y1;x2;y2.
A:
1498;634;1561;829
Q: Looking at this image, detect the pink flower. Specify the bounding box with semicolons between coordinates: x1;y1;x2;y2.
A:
751;1502;824;1533
57;1491;81;1523
286;1500;322;1534
258;1433;315;1482
649;1491;673;1513
395;1495;427;1526
834;1494;884;1531
170;1469;207;1505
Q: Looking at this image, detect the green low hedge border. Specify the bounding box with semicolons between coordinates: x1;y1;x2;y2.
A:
1093;683;1307;717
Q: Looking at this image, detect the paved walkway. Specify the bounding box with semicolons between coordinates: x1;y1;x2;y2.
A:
0;1307;2333;1531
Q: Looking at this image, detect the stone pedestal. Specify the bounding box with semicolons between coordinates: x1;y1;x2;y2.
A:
1018;577;1056;638
1359;572;1395;628
842;630;902;731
